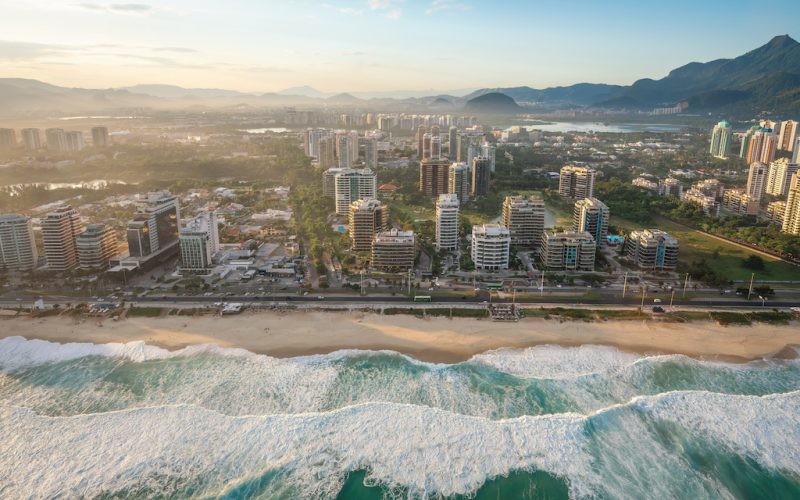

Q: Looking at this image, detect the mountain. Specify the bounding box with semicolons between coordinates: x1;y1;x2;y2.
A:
326;93;362;105
595;35;800;112
465;83;622;106
122;84;254;99
278;86;329;98
464;92;521;114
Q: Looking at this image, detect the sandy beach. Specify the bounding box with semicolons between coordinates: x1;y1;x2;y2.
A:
1;310;798;363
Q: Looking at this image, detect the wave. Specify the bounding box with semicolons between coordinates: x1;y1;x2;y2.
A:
2;391;798;499
2;337;799;421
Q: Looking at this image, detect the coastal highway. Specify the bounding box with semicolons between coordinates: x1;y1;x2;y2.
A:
3;293;800;310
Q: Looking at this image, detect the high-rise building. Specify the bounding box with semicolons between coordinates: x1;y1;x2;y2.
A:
746;162;768;201
317;136;336;169
448;163;470;204
45;128;68;153
778;120;798;152
481;143;496;172
430;135;442;160
337;134;353;168
0;214;38;271
659;178;683;198
41;205;83;271
709;121;732;158
419;158;450;197
348;198;388;252
539;231;596;271
21;128;42;151
682;189;720;216
91;126;109;148
371;229;415;272
471;156;490;197
435;193;460;252
471;224;510;270
559;165;596;199
363;137;378;169
0;129;16;149
782;173;800;235
573;197;610;246
501;196;545;248
765;158;798;197
323;167;346;198
694;179;725;199
456;133;472;163
65;131;85;152
76;223;118;269
625;229;679;271
722;189;760;216
448;126;458;161
179;212;220;272
744;128;777;164
126;191;180;258
794;137;800;164
416;125;427;158
334;168;377;215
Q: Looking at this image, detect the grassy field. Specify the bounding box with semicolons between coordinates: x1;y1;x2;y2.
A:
612;215;800;282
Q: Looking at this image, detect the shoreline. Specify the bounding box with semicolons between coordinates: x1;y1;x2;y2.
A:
2;310;799;364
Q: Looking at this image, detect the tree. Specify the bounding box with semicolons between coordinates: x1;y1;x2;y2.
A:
742;255;765;271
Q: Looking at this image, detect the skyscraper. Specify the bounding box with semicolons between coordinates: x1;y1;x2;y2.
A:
41;205;83;271
430;135;442;160
0;214;38;271
765;158;799;197
744;128;777;164
363;137;378;169
448;163;471;204
778;120;798;151
65;131;85;152
746;162;768;201
559;165;596;199
794;137;800;164
371;229;415;272
317;136;336;169
91;126;109;148
625;229;679;270
337;134;353;168
21;128;41;151
435;193;460;252
481;143;496;172
573;197;610;246
76;223;118;269
348;198;388;252
416;125;427;158
781;173;800;235
334;168;377;215
471;157;490;197
709;121;732;158
501;196;545;248
448;126;458;161
419;158;450;197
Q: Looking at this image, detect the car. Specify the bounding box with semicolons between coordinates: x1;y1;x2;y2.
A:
317;296;324;300
653;299;662;303
652;306;665;313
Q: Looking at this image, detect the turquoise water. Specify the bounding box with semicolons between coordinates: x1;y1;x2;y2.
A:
1;337;798;498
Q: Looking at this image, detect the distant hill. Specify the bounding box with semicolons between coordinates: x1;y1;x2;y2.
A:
464;92;521;114
122;84;253;99
594;35;800;112
278;85;329;98
465;83;622;106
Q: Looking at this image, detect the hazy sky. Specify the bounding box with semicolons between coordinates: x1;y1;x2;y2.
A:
1;0;798;93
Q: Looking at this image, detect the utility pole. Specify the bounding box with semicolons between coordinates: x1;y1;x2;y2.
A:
360;269;365;296
747;273;755;300
622;272;628;299
670;289;675;310
539;272;544;297
407;268;412;296
640;285;646;310
682;273;689;298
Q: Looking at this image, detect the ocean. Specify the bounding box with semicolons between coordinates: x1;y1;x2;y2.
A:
1;336;798;499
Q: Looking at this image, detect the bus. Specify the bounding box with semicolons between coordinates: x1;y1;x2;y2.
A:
412;295;432;302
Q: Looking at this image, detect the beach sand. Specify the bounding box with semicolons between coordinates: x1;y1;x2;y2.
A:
1;310;798;363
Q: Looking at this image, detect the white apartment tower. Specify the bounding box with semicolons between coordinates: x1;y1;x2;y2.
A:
782;173;800;235
435;193;460;252
709;121;732;158
76;223;118;269
348;198;388;252
573;197;610;246
559;165;596;199
501;196;545;248
746;162;768;201
471;224;510;270
0;214;38;271
765;158;798;197
179;212;220;272
448;163;470;203
334;168;377;215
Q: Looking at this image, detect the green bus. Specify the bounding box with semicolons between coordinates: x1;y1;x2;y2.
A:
413;295;432;302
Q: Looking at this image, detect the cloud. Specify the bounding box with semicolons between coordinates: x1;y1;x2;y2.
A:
151;46;198;53
426;0;471;15
0;40;76;61
367;0;403;19
77;3;153;14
